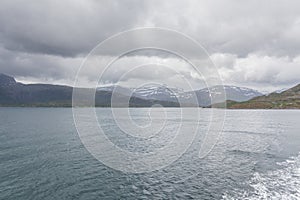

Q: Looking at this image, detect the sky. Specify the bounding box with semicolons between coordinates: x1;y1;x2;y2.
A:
0;0;300;92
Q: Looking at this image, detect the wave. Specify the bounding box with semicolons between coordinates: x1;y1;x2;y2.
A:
223;152;300;199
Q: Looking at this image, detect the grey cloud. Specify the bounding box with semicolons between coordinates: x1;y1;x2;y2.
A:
2;0;300;58
147;0;300;57
0;0;148;57
98;55;205;88
0;0;300;92
0;46;80;82
215;53;300;91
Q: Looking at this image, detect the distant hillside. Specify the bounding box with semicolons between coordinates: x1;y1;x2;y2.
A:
0;74;179;107
227;84;300;109
0;73;73;106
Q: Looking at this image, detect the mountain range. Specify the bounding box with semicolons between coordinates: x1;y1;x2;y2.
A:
0;73;299;108
98;84;262;107
0;74;181;107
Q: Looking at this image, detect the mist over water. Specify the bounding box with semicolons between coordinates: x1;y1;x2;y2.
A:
1;108;300;199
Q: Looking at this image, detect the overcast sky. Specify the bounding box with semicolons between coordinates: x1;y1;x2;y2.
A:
0;0;300;92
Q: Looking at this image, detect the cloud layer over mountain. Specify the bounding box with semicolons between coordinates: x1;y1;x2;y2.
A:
1;0;300;92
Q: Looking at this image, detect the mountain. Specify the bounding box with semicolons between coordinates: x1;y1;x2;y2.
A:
0;74;265;107
97;85;132;95
227;84;300;109
273;88;288;94
191;85;262;107
0;73;73;106
0;74;179;107
133;84;177;101
98;84;262;107
132;84;190;102
98;84;185;101
0;73;17;86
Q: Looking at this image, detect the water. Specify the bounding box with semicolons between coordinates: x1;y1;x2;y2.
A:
1;108;300;199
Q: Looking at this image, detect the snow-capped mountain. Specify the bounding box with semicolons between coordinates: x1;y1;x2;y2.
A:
132;84;185;101
273;88;288;94
197;85;262;100
97;84;263;107
224;85;263;99
191;85;263;106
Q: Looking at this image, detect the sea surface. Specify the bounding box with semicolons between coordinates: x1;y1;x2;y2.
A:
1;108;300;200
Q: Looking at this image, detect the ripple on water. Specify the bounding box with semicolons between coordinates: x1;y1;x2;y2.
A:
223;153;300;200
